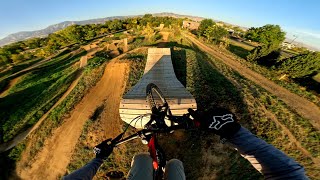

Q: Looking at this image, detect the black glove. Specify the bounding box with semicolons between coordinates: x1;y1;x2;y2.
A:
93;138;114;160
188;108;241;139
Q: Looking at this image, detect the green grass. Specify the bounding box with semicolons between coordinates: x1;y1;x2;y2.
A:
66;120;95;173
0;50;85;142
0;49;98;180
227;44;250;59
179;45;262;179
121;51;147;93
0;55;109;180
313;73;320;83
26;56;109;160
185;38;320;178
228;38;255;50
0;57;43;80
167;35;319;178
199;37;320;106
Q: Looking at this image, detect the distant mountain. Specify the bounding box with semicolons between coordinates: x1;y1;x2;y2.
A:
153;12;204;22
0;12;204;47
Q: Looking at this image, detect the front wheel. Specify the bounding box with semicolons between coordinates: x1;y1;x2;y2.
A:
146;83;167;113
146;83;171;128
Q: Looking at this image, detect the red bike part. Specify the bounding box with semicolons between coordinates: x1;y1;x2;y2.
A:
148;136;159;170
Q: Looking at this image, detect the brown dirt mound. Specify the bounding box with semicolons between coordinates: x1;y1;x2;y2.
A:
16;60;128;179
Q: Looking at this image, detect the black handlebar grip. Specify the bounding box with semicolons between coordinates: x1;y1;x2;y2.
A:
188;108;200;119
187;108;201;128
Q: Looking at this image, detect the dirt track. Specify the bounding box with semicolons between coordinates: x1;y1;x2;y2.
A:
0;70;83;153
0;77;20;98
17;60;128;179
2;48;68;81
184;33;320;130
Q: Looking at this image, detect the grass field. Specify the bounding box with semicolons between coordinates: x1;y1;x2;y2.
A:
0;48;87;179
0;51;111;180
199;36;320;106
23;54;109;163
0;57;43;80
0;50;86;143
181;37;319;178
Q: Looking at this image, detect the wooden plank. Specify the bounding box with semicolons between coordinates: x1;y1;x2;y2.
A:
121;98;196;104
120;48;197;128
124;91;192;97
120;103;196;109
119;109;192;115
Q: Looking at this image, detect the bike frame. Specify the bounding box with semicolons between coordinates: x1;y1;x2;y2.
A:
109;83;193;179
111;116;189;180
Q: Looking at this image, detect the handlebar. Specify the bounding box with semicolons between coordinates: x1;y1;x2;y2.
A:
114;124;188;146
111;113;193;147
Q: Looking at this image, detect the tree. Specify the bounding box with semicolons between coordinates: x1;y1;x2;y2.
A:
246;24;286;61
247;45;272;61
143;23;154;41
58;25;84;43
245;24;285;48
203;25;228;43
278;52;320;78
140;14;153;26
0;55;11;65
11;54;24;63
106;19;123;32
86;30;96;39
203;26;215;41
45;33;66;53
198;19;215;36
232;26;245;37
24;38;42;49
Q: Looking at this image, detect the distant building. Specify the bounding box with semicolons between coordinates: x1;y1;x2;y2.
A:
182;21;200;30
282;42;296;49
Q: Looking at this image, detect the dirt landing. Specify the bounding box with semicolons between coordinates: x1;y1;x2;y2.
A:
17;60;128;180
160;32;169;42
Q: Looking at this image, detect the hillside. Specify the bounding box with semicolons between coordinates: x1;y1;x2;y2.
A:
0;12;203;47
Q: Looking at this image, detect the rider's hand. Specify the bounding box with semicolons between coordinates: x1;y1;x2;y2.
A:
94;138;114;160
188;108;241;139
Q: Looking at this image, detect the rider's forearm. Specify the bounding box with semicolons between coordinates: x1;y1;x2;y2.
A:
228;127;307;179
63;158;103;180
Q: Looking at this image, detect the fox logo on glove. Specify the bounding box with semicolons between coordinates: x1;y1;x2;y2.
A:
208;114;234;130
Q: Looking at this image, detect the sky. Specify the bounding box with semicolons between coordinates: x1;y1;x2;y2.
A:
0;0;320;49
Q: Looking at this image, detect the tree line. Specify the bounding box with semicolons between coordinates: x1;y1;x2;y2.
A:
196;19;319;80
0;14;182;67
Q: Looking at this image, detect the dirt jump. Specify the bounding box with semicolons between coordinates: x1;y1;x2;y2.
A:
17;60;128;179
120;48;196;128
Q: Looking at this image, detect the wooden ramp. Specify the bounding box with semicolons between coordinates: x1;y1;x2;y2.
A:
119;48;197;128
